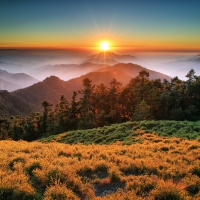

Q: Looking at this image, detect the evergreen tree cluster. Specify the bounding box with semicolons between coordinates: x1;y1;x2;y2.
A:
1;69;200;141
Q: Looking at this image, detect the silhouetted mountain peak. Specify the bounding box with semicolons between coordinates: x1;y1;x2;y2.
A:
113;62;140;67
43;76;62;83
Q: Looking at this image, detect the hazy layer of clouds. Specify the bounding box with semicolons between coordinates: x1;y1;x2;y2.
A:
0;49;199;81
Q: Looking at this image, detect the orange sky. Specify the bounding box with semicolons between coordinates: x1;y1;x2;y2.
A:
1;1;200;52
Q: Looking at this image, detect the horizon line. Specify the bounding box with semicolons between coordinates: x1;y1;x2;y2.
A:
0;46;200;53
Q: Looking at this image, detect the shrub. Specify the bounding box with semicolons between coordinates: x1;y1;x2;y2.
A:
191;167;200;177
44;183;78;200
25;162;42;176
0;187;38;200
185;184;200;196
126;175;156;197
77;165;93;180
95;163;108;173
46;169;66;185
110;170;120;182
160;147;169;152
188;145;199;151
150;183;185;200
8;157;25;171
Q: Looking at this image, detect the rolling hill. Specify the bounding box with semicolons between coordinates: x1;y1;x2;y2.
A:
40;120;200;144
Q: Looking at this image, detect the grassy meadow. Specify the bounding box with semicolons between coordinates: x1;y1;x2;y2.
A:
40;120;200;144
0;120;200;199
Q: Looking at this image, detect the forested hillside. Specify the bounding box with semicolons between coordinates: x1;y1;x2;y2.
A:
0;69;200;141
0;63;170;117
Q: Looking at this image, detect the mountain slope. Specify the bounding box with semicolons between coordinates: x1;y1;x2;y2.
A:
0;90;37;117
95;63;171;82
0;77;71;117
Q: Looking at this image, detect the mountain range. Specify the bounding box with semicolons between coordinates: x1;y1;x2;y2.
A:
0;63;171;117
0;78;21;91
155;55;200;80
0;69;39;91
31;52;138;80
31;62;109;81
0;60;25;73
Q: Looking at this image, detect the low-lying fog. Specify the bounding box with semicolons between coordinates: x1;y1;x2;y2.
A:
0;49;199;83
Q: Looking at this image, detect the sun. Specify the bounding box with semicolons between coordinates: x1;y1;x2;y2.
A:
100;42;109;51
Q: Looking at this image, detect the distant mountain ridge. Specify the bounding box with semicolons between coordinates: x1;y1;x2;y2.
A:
32;62;109;80
0;78;21;91
84;51;138;65
0;61;24;73
0;69;39;91
156;55;200;80
31;52;139;81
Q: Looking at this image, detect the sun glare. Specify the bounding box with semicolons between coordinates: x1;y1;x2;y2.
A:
100;42;109;51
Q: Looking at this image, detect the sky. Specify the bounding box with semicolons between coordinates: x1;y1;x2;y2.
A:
1;0;200;51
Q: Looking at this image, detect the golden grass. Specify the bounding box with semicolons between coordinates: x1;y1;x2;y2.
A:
0;134;199;199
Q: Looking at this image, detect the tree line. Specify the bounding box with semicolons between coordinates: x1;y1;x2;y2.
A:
0;69;200;141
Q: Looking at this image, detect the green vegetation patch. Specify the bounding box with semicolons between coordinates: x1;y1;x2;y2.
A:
40;120;200;145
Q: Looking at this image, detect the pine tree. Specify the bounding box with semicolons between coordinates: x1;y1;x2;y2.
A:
132;100;151;121
41;100;53;135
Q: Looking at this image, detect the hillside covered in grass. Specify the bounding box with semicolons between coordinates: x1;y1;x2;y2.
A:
40;120;200;144
0;135;200;200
